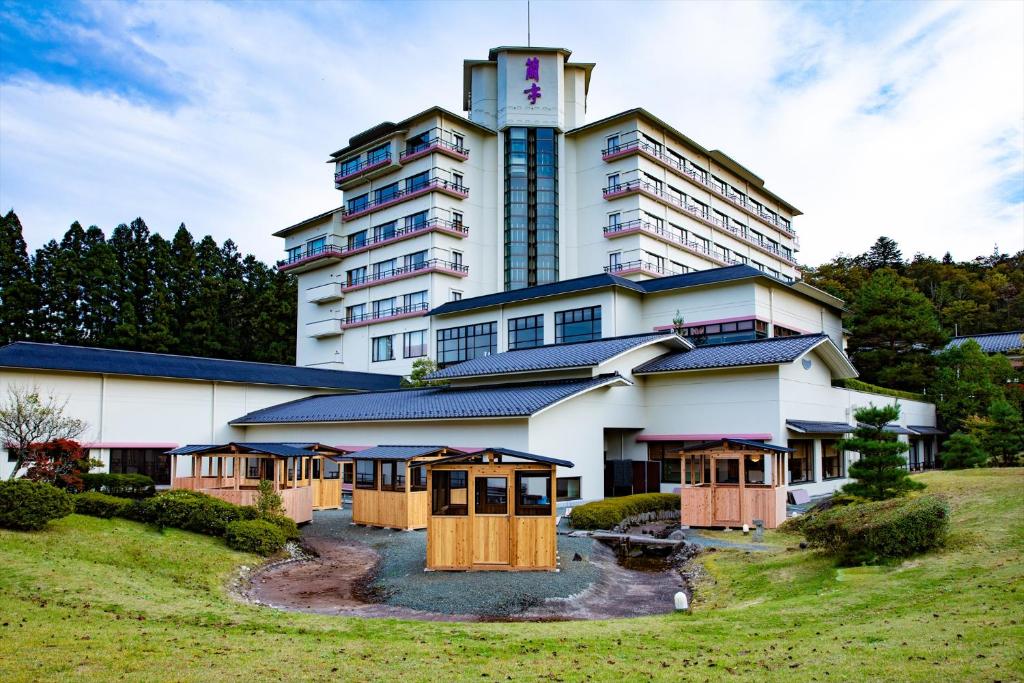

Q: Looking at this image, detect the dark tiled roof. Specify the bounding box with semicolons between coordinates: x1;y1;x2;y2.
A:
945;331;1023;354
0;342;400;392
908;425;944;436
633;334;828;374
429;272;645;316
349;445;455;461
786;420;856;434
681;438;794;453
426;447;575;469
879;424;915;435
230;375;627;424
428;332;686;379
167;442;343;458
167;444;218;455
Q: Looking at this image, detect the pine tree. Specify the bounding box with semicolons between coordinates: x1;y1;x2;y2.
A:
168;224;199;351
971;400;1024;467
930;340;1011;432
31;239;61;342
183;236;226;358
940;432;987;469
142;234;177;352
109;218;153;348
51;222;88;343
840;404;924;500
864;236;904;271
79;226;119;347
0;211;37;344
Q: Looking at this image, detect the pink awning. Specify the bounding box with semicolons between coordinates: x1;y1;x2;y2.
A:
635;433;773;442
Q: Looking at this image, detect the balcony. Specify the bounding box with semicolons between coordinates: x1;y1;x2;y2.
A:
307;318;344;338
342;177;468;222
399;138;469;164
342;258;468;292
602;139;798;241
603;180;798;266
604;259;683;279
342;302;429;329
277;242;345;273
338;217;468;258
334;153;396;189
306;282;344;304
603;219;736;267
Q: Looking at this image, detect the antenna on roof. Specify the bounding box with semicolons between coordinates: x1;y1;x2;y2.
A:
527;0;531;47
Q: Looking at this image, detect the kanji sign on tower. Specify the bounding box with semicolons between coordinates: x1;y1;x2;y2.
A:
524;57;541;104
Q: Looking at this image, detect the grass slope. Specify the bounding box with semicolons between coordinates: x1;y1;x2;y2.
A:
1;469;1022;682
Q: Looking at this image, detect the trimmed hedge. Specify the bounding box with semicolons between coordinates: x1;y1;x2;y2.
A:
73;492;133;518
81;473;156;499
224;519;287;556
569;493;679;530
264;513;300;542
0;480;74;531
122;490;257;536
831;378;927;402
802;495;949;564
777;493;864;534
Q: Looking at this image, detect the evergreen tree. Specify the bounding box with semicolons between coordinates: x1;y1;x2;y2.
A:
940;432;987;469
31;239;61;342
50;222;88;343
847;268;946;391
109;218;153;349
142;234;177;352
168;224;199;350
0;211;37;344
970;400;1024;467
840;404;924;500
864;236;904;271
930;340;1012;432
183;236;226;358
79;226;119;347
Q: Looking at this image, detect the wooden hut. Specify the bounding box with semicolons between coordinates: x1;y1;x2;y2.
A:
677;439;793;529
349;445;462;530
422;448;574;571
168;442;349;523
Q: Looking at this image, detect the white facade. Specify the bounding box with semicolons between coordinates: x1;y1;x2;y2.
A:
280;46;802;375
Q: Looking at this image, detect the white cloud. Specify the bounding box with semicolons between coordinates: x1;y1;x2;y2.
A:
1;0;1021;265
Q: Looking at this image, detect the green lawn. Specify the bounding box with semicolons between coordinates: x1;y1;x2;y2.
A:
1;469;1022;682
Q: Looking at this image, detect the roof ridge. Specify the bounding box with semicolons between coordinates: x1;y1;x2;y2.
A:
952;330;1023;338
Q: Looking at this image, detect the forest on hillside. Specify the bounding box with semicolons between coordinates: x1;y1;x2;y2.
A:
0;210;1021;382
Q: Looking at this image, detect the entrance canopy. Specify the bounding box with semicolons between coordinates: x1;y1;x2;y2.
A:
167;442;349;458
414;447;574;469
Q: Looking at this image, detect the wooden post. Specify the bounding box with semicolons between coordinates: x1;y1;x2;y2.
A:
738;450;746;527
234;456;240;491
170;453;176;485
292;458;298;489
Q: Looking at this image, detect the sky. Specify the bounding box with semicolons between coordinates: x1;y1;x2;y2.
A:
1;0;1022;266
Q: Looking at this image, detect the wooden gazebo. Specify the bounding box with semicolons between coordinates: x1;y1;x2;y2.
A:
168;442;349;523
677;439;793;529
422;448;573;571
349;445;462;530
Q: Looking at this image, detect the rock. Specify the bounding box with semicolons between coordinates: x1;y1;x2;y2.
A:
668;529;686;541
799;542;808;550
572;552;583;562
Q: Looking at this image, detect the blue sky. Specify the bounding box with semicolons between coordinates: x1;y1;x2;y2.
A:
1;0;1021;264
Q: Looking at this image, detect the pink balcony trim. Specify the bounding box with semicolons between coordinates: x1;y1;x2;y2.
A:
84;442;178;449
334;157;392;184
400;143;469;164
652;316;771;332
342;184;468;222
341;265;468;292
603;224;732;266
635;433;774;442
278;247;345;272
341;309;428;330
338;224;467;258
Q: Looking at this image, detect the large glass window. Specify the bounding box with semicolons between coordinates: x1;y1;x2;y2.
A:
504;126;558;290
715;458;740;484
355;460;376;489
744;454;766;484
374;182;399;204
345;303;366;322
347;193;368;213
678;318;768;346
406;171;430;192
788;440;814;484
822;440;844;479
431;470;468;515
367;143;390;164
404;250;427;269
380;461;406;492
436;322;497;368
403;330;428;358
372;221;396;242
475;477;508;515
347;230;367;250
338;156;360;177
555;306;602;343
372;335;394;362
403;290;428;309
647;443;682;484
109;448;171;485
372;297;395;318
508;315;544;350
404;210;429;230
515;472;552;516
372;258;396;279
556;477;581;501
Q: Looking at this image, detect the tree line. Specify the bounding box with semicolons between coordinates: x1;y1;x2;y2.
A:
0;210;296;364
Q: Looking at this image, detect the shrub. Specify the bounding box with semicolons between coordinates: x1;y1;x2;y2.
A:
569;493;679;530
802;495;949;564
73;491;132;518
80;473;156;499
254;479;283;518
127;490;257;536
777;493;864;534
264;513;300;542
941;432;987;469
224;519;287;556
0;480;74;531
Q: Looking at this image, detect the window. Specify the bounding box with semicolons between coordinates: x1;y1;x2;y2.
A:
347;193;369;213
372;297;395;318
342;463;353;485
608;212;621;227
744;454;766;484
608;252;622;269
403;330;428;358
678;318;768;346
338;156;360;177
372;258;396;278
607;173;620;189
822;440;845;479
406;171;430;192
515;472;552;516
688;163;707;184
555;306;602;343
773;324;800;337
451;211;463;228
556;477;581;501
505;126;558;289
452;132;465;151
372;335;394;362
347;230;367;250
642;134;662;156
367;143;390;164
346;267;366;286
508;314;544;350
711;175;728;194
431;470;468;515
606;134;620;152
715;458;740;484
406;132;430;154
450;251;463;269
788;440;814;484
404;250;427;270
647;443;682;484
375;182;399;204
404;210;429;230
410;465;428;491
712;243;729;262
644;174;663;194
286;245;302;261
713;210;729;228
403;290;428;309
451;172;464;190
436;322;497;367
109;448;171;485
345;303;366;322
450;290;463;302
307;236;326;254
355;460;376;489
380;460;406;492
319;459;340;480
475;477;508;514
372;221;396;242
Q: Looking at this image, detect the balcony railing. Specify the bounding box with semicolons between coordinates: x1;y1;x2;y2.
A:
399;137;469;163
603;219;736;267
339;217;468;256
334;153;393;185
277;242;345;271
604;259;683;278
602;139;798;240
603;180;798;266
343;258;468;290
342;177;468;222
343;302;429;327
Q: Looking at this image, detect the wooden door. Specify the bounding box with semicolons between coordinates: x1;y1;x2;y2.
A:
472;476;510;566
